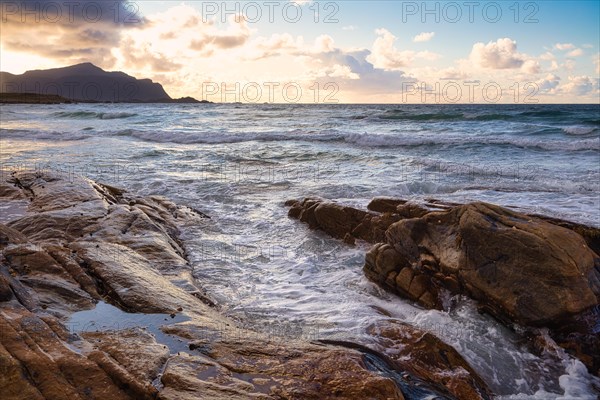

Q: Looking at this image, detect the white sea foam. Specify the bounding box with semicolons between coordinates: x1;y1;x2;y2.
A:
562;125;597;135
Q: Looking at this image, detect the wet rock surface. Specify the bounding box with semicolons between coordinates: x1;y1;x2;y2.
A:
0;171;484;399
287;197;600;376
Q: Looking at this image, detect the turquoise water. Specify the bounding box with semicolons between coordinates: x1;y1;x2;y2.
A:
1;103;599;398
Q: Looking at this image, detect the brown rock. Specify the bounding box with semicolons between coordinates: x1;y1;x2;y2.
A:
367;320;493;400
0;223;28;249
287;196;600;374
82;328;170;384
0;273;12;301
395;267;414;292
367;197;407;213
408;274;429;299
3;173;433;399
395;202;429;218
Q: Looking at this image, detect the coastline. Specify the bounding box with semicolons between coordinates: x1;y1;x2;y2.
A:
0;92;211;104
1;170;599;399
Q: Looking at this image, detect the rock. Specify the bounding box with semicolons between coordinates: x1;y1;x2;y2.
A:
367;201;599;330
367;198;407;213
287;198;401;243
0;273;12;301
367;320;493;400
3;172;467;399
0;224;28;249
287;197;600;375
82;328;170;383
0;303;148;400
159;326;406;400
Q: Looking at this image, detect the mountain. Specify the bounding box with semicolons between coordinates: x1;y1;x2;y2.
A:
0;63;186;103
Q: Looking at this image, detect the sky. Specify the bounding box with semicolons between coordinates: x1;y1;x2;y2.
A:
0;0;599;103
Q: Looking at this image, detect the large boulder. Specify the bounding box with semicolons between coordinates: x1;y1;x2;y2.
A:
368;201;599;326
287;197;600;375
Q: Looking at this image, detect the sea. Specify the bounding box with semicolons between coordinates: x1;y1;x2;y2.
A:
1;103;599;399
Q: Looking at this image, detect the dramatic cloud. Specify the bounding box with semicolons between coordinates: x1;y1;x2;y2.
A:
413;32;435;43
189;15;251;53
116;5;253;71
0;0;145;68
367;29;439;70
469;38;526;69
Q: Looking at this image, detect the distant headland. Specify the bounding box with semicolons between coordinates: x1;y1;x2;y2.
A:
0;63;209;104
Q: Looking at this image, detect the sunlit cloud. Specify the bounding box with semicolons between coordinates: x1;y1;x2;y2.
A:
413;32;435;43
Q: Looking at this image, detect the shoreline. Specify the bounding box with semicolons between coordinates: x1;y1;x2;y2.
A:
1;170;599;399
0;92;211;104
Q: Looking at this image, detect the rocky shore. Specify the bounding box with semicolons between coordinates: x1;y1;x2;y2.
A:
286;197;600;379
1;171;501;400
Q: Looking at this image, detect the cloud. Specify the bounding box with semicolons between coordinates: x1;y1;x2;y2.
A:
115;5;253;71
248;33;303;60
413;32;435;43
119;37;182;72
521;59;540;74
314;35;335;53
367;28;440;70
535;74;560;93
566;48;583;57
438;67;468;80
310;48;416;96
554;43;575;50
0;0;145;68
189;15;251;52
561;75;597;95
539;52;555;61
469;38;526;69
564;59;576;71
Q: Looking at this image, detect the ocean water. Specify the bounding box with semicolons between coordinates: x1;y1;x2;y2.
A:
1;103;599;398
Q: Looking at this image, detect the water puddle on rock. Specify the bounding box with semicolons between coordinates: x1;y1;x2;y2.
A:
67;301;191;354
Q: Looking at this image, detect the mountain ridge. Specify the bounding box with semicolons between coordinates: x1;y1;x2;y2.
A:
0;63;204;103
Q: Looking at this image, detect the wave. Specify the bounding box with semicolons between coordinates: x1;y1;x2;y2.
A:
468;113;515;121
52;111;137;120
343;132;600;152
562;126;598;135
5;125;598;152
0;128;91;141
110;128;600;152
519;110;573;117
379;113;464;121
